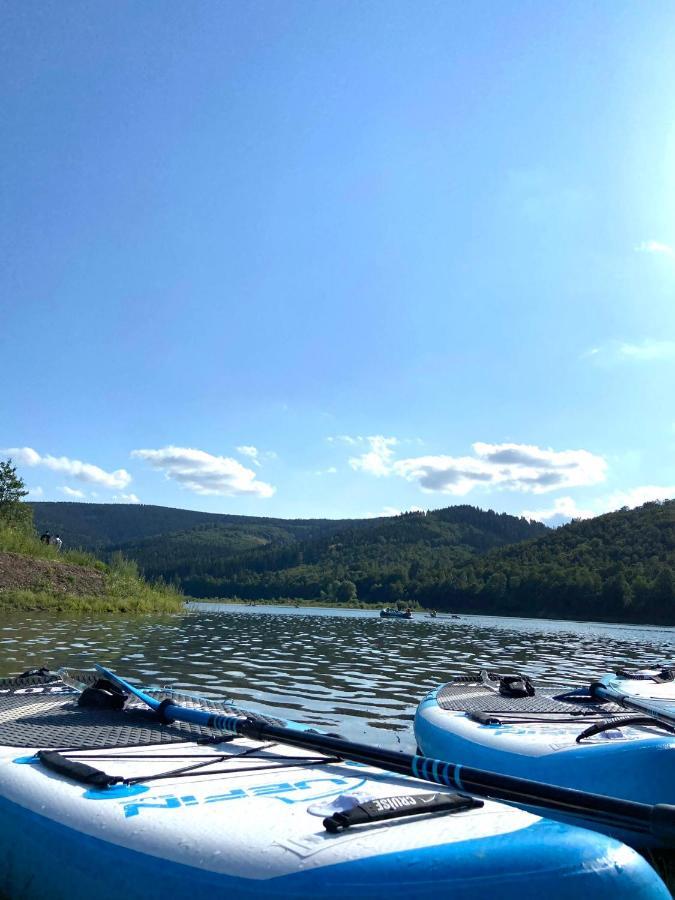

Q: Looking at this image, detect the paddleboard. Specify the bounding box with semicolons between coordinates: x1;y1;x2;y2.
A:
415;670;675;846
599;667;675;716
0;670;668;899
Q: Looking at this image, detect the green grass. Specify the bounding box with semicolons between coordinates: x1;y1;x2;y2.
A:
0;587;183;613
101;553;184;611
0;524;184;613
0;523;104;569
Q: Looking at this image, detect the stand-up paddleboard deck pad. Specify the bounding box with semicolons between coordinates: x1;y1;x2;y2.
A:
0;670;286;748
435;672;626;718
0;670;669;899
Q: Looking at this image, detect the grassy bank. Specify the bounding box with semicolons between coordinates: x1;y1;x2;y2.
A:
0;524;184;614
0;585;183;613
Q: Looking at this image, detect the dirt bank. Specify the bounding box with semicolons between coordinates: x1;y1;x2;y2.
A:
0;551;106;597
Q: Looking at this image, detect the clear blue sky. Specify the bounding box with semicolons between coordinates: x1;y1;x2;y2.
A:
2;1;674;524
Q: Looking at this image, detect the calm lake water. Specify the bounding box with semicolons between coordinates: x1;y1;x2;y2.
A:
1;604;673;753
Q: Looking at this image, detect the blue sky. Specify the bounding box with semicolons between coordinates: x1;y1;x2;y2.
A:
2;1;674;525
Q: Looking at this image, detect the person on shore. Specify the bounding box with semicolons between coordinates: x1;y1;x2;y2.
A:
40;532;51;544
51;534;63;551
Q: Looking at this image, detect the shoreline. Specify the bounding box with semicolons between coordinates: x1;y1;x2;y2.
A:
185;598;675;629
186;598;421;612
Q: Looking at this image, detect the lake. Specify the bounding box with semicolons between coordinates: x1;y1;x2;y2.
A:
1;604;673;753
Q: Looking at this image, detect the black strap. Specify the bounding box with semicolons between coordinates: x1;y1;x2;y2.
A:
576;716;675;743
655;668;675;683
18;667;53;680
37;750;123;787
77;677;128;710
498;675;535;698
553;687;609;705
467;710;502;725
323;792;483;833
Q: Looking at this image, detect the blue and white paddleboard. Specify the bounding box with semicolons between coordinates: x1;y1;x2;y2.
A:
598;667;675;718
415;670;675;847
0;670;669;899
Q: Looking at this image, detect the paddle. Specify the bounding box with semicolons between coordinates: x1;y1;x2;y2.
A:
93;664;675;844
591;673;675;730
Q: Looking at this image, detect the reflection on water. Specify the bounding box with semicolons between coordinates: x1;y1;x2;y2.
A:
1;604;673;752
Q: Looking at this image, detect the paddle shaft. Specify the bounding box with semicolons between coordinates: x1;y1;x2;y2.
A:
592;678;675;731
94;665;675;842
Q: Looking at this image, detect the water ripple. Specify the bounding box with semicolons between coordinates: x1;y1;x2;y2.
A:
1;604;674;751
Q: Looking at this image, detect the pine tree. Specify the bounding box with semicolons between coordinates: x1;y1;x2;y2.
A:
0;458;32;530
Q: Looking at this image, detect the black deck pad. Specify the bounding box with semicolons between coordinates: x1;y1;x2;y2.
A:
0;670;285;750
436;672;626;718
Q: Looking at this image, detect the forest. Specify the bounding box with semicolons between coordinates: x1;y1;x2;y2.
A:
31;499;675;624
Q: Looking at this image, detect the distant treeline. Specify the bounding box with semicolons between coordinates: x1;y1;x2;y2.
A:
31;498;675;624
179;503;674;624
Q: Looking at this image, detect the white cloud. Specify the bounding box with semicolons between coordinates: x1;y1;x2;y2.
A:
364;505;425;519
236;445;260;465
315;466;338;475
584;339;675;364
617;340;675;361
522;496;594;525
235;445;277;467
4;447;131;489
27;485;43;498
349;436;398;477
327;435;364;445
131;446;275;498
60;486;85;499
348;439;607;496
380;506;402;517
112;492;141;504
237;445;259;458
635;240;675;257
524;485;675;526
603;485;675;512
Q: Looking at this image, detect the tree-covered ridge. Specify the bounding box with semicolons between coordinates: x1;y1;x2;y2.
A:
157;507;547;603
30;501;549;609
30;502;364;551
110;521;313;578
446;500;675;623
157;501;673;625
29;498;674;624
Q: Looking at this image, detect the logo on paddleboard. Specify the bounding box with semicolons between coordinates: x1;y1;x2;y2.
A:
86;775;368;817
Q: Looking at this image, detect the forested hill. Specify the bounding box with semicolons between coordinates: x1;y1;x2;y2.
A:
29;499;675;623
30;503;363;552
170;500;673;623
110;505;547;603
30;502;547;601
445;499;675;623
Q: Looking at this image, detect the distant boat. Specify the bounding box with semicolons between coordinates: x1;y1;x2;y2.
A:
380;608;413;619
